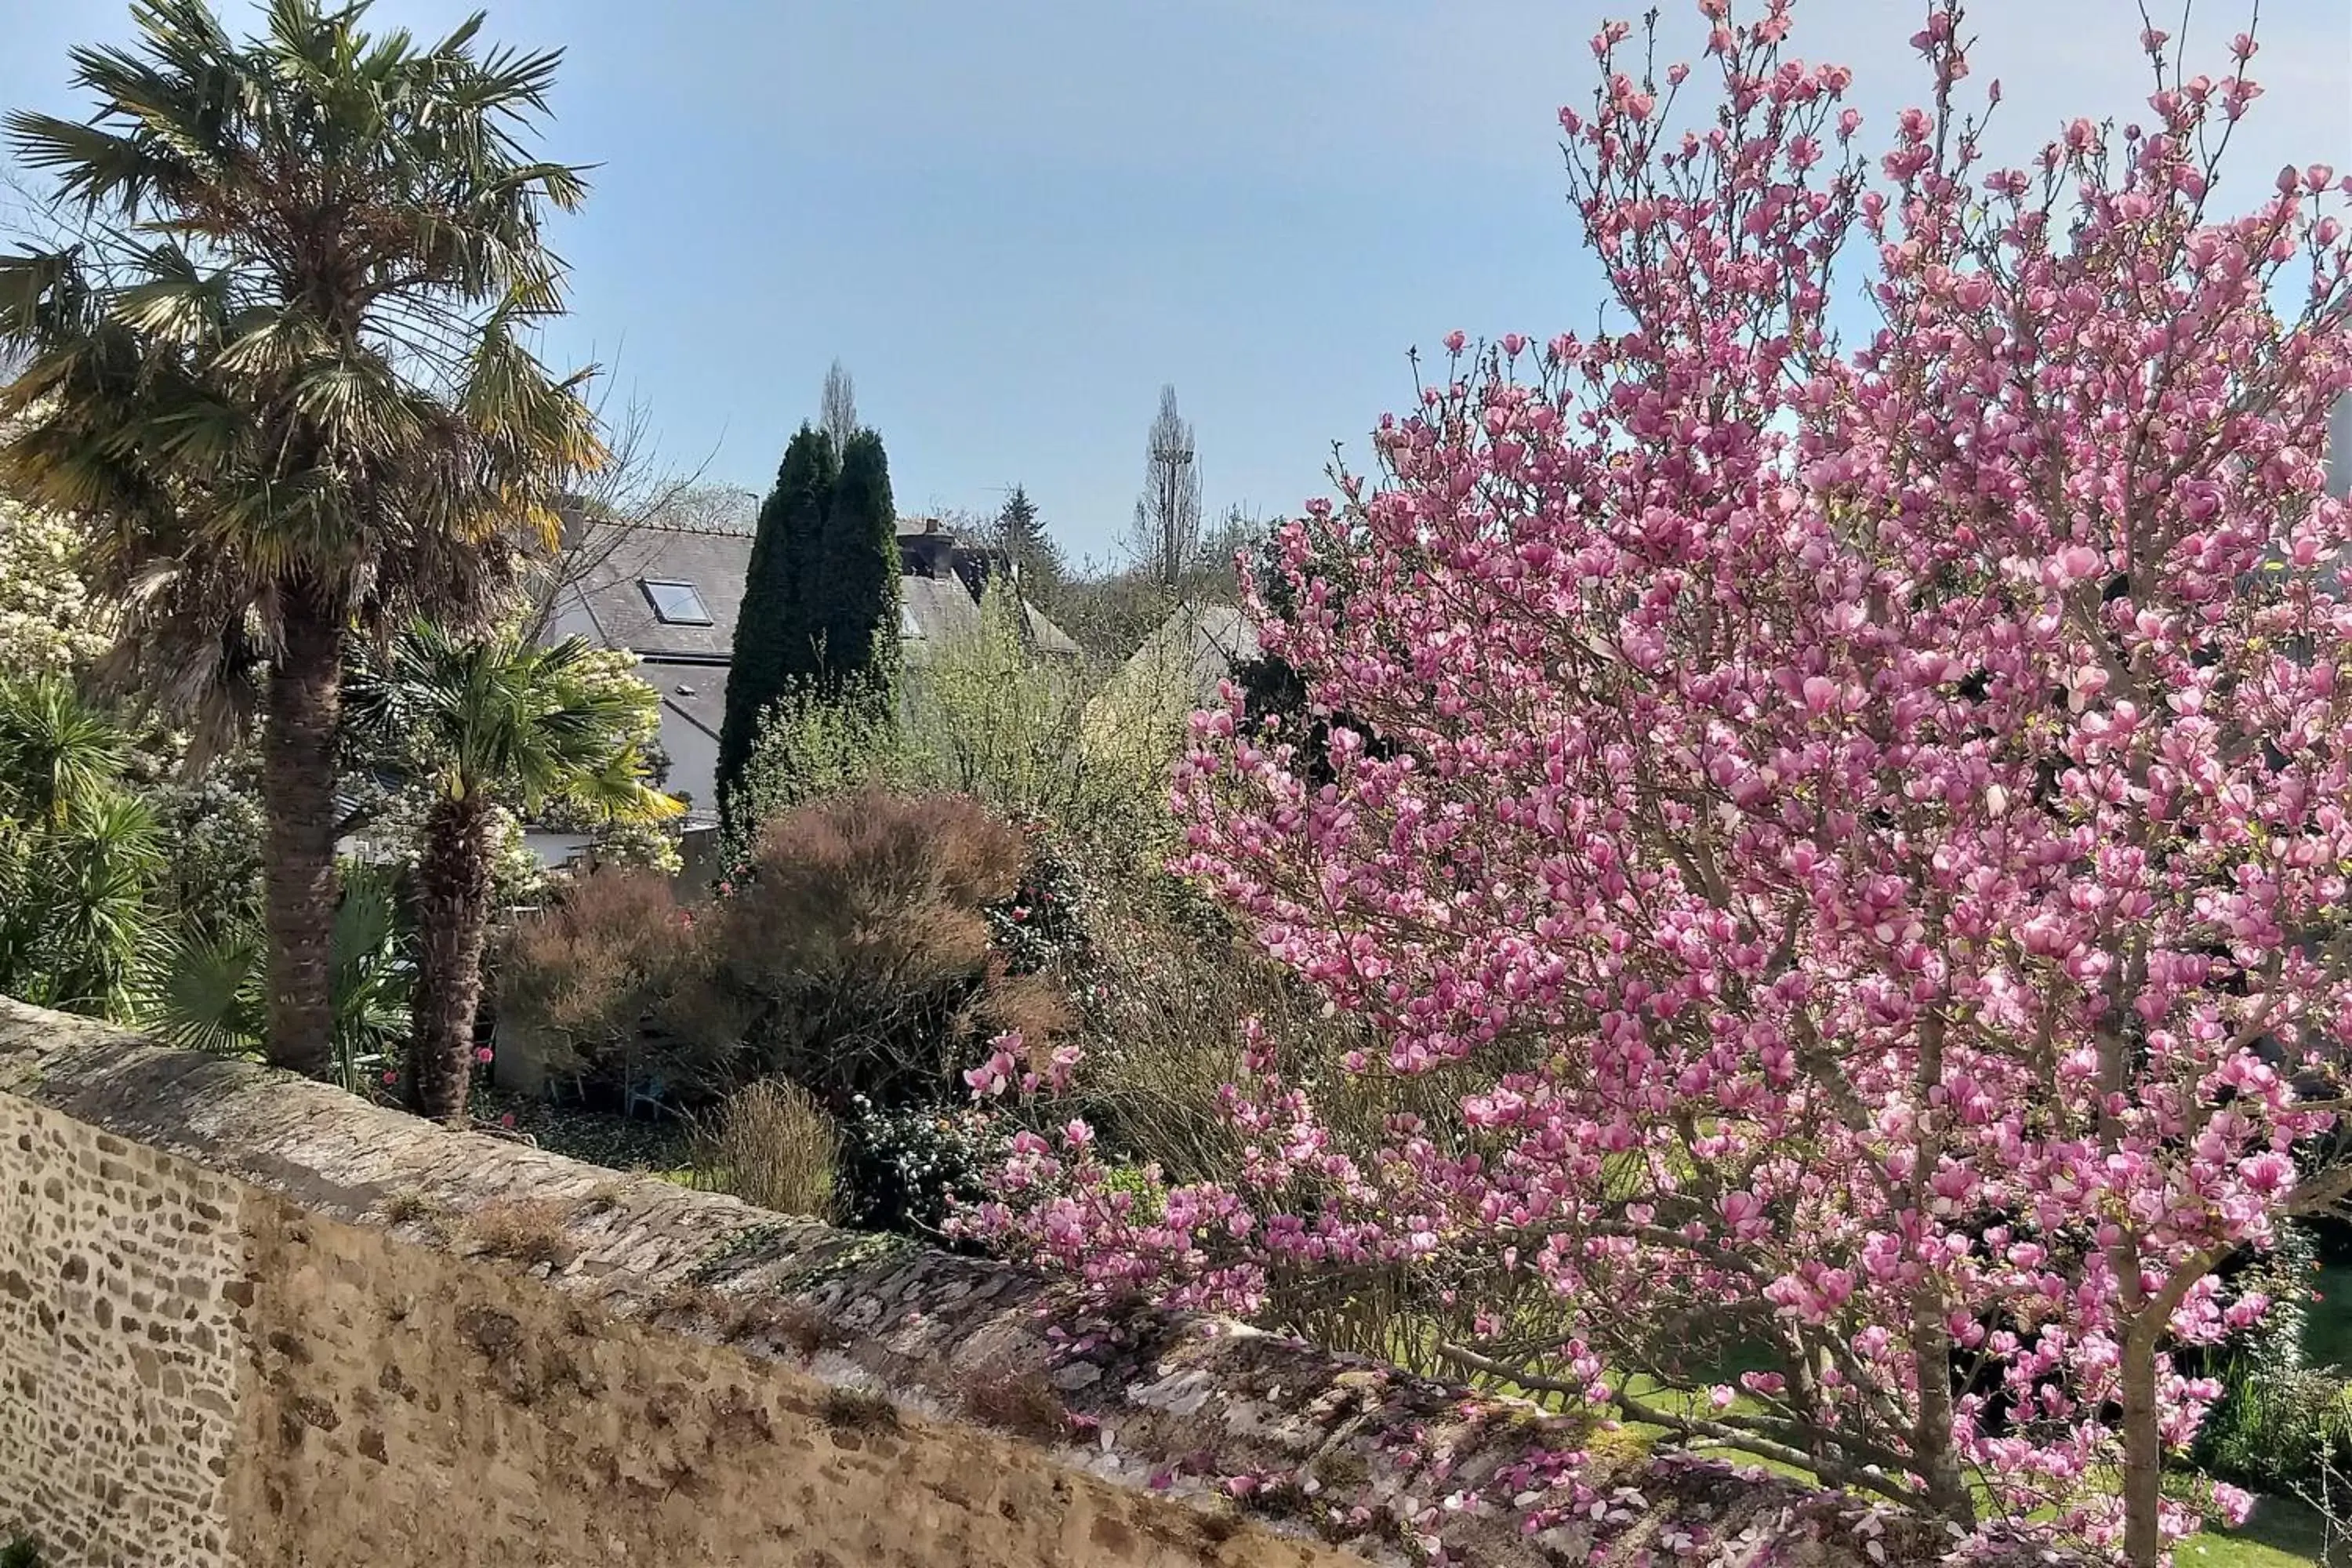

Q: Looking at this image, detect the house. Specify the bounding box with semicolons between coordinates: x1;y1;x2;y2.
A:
898;517;1081;662
529;508;1077;873
1109;601;1261;712
531;518;743;863
1068;599;1263;779
1083;600;1261;751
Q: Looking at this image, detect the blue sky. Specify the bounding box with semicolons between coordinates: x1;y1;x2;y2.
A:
4;1;2347;561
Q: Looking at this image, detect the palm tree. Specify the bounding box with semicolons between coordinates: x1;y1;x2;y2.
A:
0;0;602;1073
350;623;676;1121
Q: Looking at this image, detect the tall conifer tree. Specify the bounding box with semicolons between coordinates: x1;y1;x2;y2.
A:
818;429;902;695
717;426;837;820
993;484;1064;603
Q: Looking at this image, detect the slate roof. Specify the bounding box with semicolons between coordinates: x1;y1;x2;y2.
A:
541;516;1080;665
896;574;1081;660
1080;601;1262;753
541;521;753;663
1116;601;1262;710
898;574;983;648
533;517;1080;823
648;668;725;743
1021;601;1083;659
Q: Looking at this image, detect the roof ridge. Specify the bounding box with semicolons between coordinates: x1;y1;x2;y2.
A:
584;517;755;539
585;516;985;543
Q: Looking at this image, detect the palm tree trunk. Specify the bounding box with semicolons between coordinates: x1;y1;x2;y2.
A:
409;794;495;1123
261;591;345;1075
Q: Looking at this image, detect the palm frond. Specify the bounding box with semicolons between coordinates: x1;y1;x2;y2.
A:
350;622;673;823
289;351;423;452
111;262;231;344
209;302;325;378
0;249;92;347
147;858;412;1065
0;112;169;212
144;929;265;1055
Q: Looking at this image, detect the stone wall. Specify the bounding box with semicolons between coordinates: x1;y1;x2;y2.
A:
0;1000;1962;1567
0;1097;245;1567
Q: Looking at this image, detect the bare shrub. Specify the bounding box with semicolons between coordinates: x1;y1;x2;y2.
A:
821;1386;898;1432
493;866;699;1095
496;793;1075;1171
688;1078;839;1218
379;1189;446;1226
463;1199;576;1269
766;1301;835;1363
648;1282;767;1344
1071;893;1382;1183
959;1363;1070;1443
678;789;1074;1109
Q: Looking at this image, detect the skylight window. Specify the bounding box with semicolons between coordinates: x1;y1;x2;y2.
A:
640;579;711;626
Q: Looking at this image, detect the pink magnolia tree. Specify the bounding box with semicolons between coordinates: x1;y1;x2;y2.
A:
966;2;2352;1561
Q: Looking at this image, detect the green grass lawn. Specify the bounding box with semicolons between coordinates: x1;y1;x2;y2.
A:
2184;1497;2332;1568
1613;1374;2339;1564
2307;1265;2352;1372
1426;1335;2341;1563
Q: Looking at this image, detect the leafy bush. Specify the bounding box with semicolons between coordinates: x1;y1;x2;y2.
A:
984;815;1096;978
521;642;683;875
833;1094;1014;1241
1064;894;1392;1179
0;674;163;1018
2197;1222;2342;1497
147;859;412;1094
899;581;1098;826
2234;1219;2320;1377
0;489;111;677
719;673;903;876
725;581;1185;897
154;758;267;943
689;1078;838;1218
2199;1364;2352;1500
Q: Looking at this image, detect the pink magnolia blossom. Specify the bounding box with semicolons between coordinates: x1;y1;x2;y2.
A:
962;1034;1025;1098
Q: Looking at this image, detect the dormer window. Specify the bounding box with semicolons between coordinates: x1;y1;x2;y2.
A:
640;579;711;626
900;604;925;639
